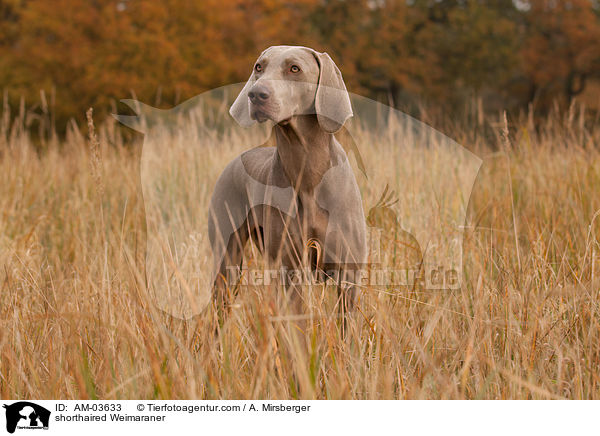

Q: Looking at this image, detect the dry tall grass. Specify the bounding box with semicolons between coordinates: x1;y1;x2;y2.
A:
1;98;600;399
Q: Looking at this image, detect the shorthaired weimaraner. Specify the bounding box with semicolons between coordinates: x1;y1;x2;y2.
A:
208;45;367;318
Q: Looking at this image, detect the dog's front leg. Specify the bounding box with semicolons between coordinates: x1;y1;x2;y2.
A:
212;225;250;324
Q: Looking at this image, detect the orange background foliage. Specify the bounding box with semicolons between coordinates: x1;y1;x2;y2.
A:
1;0;599;128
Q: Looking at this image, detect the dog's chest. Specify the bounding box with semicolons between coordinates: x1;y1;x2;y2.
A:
297;191;329;239
257;190;329;261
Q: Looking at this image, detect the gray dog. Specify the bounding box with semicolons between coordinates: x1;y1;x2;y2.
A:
208;45;367;317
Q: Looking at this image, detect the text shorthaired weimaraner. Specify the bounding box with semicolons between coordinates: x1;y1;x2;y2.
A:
208;45;367;317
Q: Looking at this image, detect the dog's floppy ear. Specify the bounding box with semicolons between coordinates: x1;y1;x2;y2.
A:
229;74;256;127
313;51;353;133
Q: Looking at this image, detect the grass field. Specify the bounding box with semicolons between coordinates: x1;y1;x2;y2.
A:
2;98;600;399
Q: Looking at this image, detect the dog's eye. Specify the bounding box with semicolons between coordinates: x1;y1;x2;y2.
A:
290;65;300;73
254;63;262;72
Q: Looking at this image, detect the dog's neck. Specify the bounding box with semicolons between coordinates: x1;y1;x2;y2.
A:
274;114;332;193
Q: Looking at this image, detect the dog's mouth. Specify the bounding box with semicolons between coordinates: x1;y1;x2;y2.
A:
251;107;292;125
250;104;277;123
251;109;270;123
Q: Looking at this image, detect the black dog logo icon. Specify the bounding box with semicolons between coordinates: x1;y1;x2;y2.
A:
2;402;50;433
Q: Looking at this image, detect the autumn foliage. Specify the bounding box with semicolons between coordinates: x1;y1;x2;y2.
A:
1;0;600;128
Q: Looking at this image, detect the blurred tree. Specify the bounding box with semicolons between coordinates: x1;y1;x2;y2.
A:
0;0;25;99
309;0;371;93
360;0;429;102
521;0;600;107
2;0;191;124
408;0;519;106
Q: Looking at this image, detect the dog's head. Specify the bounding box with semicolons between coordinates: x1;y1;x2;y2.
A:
230;45;352;133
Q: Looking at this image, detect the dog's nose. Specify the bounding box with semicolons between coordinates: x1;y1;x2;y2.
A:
248;84;271;103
